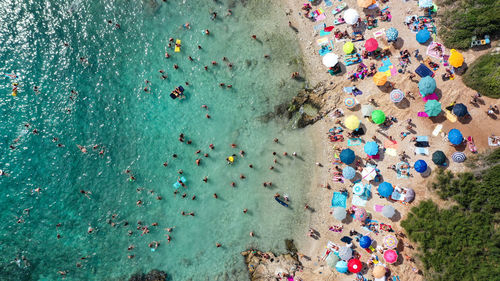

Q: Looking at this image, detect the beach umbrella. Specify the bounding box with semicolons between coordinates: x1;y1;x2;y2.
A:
383;250;398;264
371;110;386;124
452;103;468;117
424;100;442;117
418;76;436;96
382;205;396;218
385;27;398;41
416;29;431;44
354;207;368;222
383;234;398;249
326;253;340;268
361;104;374;117
362;166;377;181
352;182;366;196
449;49;464;68
365;38;379;52
322;53;339;67
345;115;360;130
344;9;360;25
432;150;446;165
390;89;404;103
343;41;354;54
373;265;386;278
378;182;393;198
359;236;372;249
448;129;463;145
338;246;353;261
344;97;357;108
357;0;373;8
348;258;363;273
373;72;387;86
404;188;415;203
333;207;347;221
419;0;433;8
340;149;355;164
451;152;466;163
364;141;379;156
414;160;428;173
336;260;349;273
342;166;356;180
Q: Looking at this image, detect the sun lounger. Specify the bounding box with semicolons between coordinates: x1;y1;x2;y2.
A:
333;18;345;25
332;3;347;15
445;109;457;123
414;147;429;155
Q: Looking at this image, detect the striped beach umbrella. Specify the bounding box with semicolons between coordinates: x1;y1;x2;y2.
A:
342;166;356;180
390;89;404;103
352;182;366;196
345;115;360;130
344;97;357;108
425;100;442;117
383;234;398;249
371;110;386;124
452;152;466;163
386;27;398;41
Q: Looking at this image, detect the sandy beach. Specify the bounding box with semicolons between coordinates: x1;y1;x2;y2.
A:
278;0;500;280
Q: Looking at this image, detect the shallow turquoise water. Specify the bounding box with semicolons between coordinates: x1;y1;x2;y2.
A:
0;1;314;280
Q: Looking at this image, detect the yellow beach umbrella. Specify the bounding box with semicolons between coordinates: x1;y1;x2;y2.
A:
449;49;464;68
357;0;374;8
373;72;387;86
343;42;354;54
345;115;360;130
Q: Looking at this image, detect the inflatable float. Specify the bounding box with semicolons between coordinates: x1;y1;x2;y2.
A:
275;197;289;207
174;39;181;52
173;176;187;189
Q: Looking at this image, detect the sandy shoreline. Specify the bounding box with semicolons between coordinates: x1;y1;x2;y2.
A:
276;0;500;280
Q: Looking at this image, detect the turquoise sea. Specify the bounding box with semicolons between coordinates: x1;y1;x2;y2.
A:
0;0;315;280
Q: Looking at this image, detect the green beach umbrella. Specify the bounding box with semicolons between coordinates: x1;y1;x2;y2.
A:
424;100;441;117
343;42;354;54
371;110;386;124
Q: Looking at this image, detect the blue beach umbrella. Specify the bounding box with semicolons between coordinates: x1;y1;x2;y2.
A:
385;27;398;42
359;236;372;249
336;260;349;273
416;29;431;44
448;129;463;145
418;76;436;96
414;160;428;173
364;141;379;156
340;149;356;164
342;166;356;180
452;103;468;117
378;182;394;198
452;152;466;163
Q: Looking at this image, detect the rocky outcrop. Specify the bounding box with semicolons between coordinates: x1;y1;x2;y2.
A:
128;269;167;281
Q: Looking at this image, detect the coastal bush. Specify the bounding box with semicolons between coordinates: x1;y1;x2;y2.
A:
462;53;500;98
436;0;500;49
401;156;500;281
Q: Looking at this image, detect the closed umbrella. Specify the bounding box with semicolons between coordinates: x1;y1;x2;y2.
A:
344;97;357;108
326;253;340;268
449;49;464;68
354;207;368;222
383;234;398;249
343;41;354;54
404;188;415;203
371;110;386;124
378;182;393;198
343;166;356;180
362;166;377;181
432;150;446;165
383;250;398;264
385;27;398;41
425;100;441;116
414;160;428;173
358;0;373;8
419;0;433;8
333;207;347;221
382;205;396;218
365;38;379;52
336;260;349;273
364;141;379;156
344;9;360;25
373;265;386;278
359;236;372;249
448;129;463;145
416;29;431;44
345;115;360;130
340;149;355;164
338;246;353;261
452;152;466;163
373;72;387;86
361;104;374;117
348;259;363;273
390;89;404;103
452;103;468;117
322;53;339;67
418;76;436;96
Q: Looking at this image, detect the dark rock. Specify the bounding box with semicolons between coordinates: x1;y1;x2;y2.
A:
128;269;167;281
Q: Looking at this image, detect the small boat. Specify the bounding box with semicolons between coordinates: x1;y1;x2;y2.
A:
467;136;477;153
275;197;289;207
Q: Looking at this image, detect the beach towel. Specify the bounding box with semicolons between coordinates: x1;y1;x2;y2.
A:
445;110;457;123
417;111;429;118
340;236;352;243
348;138;362;146
314;23;327;31
384;140;398;149
422;92;438;102
317;37;329;45
332;192;348;208
416;136;429;142
432;124;442;136
352;195;367;207
385;148;397;157
320;30;331;36
391;190;402;201
414;147;429;155
374;204;384;212
373;29;385;39
316;13;326;21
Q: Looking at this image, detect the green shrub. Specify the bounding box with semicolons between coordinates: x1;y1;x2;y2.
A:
463;53;500;98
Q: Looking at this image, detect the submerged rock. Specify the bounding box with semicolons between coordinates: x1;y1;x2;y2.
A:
128;269;167;281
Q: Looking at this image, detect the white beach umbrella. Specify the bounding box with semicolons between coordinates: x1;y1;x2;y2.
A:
344;9;360;25
333;207;347;221
361;104;374;117
361;166;377;181
322;53;339;67
382;205;396;218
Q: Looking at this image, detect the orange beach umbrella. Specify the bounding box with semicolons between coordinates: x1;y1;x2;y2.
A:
357;0;374;8
373;72;387;86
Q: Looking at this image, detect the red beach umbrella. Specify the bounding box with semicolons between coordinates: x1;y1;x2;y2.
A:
365;38;378;52
348;258;363;273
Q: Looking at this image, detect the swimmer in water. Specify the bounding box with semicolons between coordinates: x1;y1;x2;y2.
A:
77;145;87;153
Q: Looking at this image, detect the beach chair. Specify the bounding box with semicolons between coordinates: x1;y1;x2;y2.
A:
332;3;347;15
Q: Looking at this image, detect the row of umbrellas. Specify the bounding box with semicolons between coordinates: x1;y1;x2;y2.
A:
333;249;398;273
432;150;467;164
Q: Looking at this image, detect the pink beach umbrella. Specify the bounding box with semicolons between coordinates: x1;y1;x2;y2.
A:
354;207;368;222
384;249;398;264
365;38;379;52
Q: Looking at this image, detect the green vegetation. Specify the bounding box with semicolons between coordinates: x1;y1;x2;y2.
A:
437;0;500;49
401;151;500;281
463;53;500;98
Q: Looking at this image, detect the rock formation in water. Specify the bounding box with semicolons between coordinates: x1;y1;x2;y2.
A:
128;269;167;281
